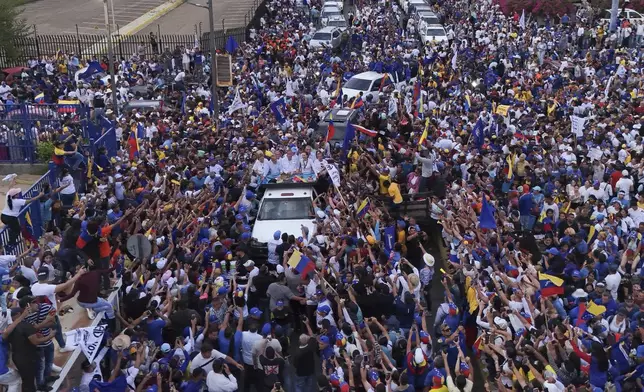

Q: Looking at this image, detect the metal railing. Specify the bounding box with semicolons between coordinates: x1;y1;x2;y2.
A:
0;28;247;67
0;170;58;255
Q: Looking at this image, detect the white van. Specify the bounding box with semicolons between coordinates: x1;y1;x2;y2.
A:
250;185;317;255
420;24;448;45
341;71;412;103
310;26;343;49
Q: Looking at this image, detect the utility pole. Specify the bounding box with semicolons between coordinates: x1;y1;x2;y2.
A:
103;0;119;115
610;0;619;32
207;0;219;115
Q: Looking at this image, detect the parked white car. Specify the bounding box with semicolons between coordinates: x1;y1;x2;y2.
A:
600;8;644;22
326;15;349;30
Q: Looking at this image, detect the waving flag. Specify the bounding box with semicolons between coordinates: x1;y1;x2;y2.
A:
343;123;356;161
383;225;396;254
582;301;607;321
479;195;496;229
34;93;45;104
356;198;371;219
519;9;526;29
21;211;36;244
227;88;247;115
472;118;485;148
287;249;316;277
353;124;377;137
327;118;336;141
77;61;104;81
419;118;429;146
57;99;80;114
463;94;471;112
270;97;287;124
538;272;564;297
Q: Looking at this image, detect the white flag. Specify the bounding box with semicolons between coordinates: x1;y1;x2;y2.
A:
227;88;247;115
519;9;526;29
451;49;458;71
78;325;107;363
194;33;200;49
388;96;398;116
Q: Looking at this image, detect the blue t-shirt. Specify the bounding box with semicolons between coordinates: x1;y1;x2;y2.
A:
518;194;534;216
218;330;243;363
147;319;166;346
0;337;8;375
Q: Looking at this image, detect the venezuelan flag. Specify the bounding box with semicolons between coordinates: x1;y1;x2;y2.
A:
57;99;80;114
506;154;515;180
34;93;45;104
418;118;429;146
351;95;363;109
580;301;607;322
587;225;598;245
22;211;36;244
464;94;471;112
496;104;510;116
287;249;316;277
356;198;371;219
327;119;335;142
538;272;564;297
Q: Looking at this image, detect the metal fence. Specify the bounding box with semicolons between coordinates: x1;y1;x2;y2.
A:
0;170;58;255
0;103;90;163
0;28;247;67
91;127;118;158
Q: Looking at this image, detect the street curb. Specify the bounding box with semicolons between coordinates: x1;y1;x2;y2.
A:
85;0;186;55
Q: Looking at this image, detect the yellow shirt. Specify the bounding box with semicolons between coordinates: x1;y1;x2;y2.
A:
379;174;390;194
388;183;403;204
54;147;66;156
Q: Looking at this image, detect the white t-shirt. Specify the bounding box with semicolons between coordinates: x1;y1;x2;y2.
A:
190;349;227;372
19;266;37;284
1;198;25;217
30;282;58;309
60;175;76;195
0;255;16;269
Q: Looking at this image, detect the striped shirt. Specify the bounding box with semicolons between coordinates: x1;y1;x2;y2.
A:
23;303;53;347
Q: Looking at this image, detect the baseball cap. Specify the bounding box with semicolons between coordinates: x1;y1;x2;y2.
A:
217;287;228;296
261;323;272;336
249;307;263;317
317;305;331;314
319;335;330;345
546;248;559;256
160;343;172;353
276;300;284;307
37;267;49;280
243;260;255;268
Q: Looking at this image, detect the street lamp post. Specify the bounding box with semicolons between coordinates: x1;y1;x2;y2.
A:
207;0;219;115
103;0;119;115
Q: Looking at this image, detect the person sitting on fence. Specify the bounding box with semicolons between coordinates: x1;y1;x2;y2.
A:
52;139;85;171
1;189;44;249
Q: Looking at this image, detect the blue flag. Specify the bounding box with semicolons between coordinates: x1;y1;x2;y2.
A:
342;122;356;161
383;225;396;254
270;97;287;124
225;36;239;53
136;123;145;139
472;117;485;148
78;61;104;80
479;194;497;229
89;374;127;392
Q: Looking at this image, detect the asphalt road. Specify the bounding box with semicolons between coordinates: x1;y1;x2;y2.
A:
22;0;173;35
138;0;258;36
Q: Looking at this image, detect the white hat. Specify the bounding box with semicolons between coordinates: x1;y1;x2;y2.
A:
111;334;131;350
423;253;435;267
571;288;588;299
494;317;508;329
243;260;255;268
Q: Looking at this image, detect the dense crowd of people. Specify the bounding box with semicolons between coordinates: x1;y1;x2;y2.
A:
2;0;644;390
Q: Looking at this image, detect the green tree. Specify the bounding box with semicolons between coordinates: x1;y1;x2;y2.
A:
0;0;31;64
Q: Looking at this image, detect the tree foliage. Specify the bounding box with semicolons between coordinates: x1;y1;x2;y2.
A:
0;0;31;63
502;0;576;17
